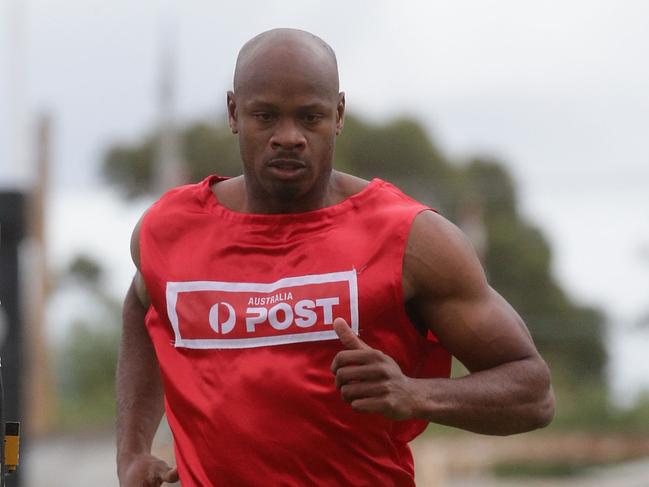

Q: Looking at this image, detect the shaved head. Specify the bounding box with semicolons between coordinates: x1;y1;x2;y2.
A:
233;28;340;99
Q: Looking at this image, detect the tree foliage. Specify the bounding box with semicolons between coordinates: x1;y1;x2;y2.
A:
101;112;606;385
58;319;119;428
55;254;122;429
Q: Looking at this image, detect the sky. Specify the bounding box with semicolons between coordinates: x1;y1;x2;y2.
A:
1;0;648;400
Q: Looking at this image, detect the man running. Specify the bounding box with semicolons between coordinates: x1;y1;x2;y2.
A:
116;28;554;486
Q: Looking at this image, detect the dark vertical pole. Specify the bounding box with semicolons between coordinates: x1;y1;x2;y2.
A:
0;191;26;487
1;353;5;487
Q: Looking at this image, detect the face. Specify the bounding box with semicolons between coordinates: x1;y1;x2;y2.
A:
227;46;345;211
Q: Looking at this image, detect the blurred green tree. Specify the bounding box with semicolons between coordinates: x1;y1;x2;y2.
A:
58;319;120;428
56;254;121;428
67;254;104;286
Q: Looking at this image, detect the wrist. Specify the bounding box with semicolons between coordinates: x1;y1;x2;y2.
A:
117;449;149;469
117;429;154;460
406;377;434;421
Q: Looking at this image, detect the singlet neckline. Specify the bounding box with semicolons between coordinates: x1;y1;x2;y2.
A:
202;174;384;224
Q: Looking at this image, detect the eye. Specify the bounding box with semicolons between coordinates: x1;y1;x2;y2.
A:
303;113;323;124
253;112;275;122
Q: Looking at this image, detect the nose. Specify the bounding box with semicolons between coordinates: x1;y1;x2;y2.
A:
269;118;306;151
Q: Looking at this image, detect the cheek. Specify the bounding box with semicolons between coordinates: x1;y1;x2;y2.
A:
316;132;336;156
239;130;267;158
311;126;336;149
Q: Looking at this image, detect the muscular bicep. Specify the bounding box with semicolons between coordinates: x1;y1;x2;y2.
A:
404;211;539;373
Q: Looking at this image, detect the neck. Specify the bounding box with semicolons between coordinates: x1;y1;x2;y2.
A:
243;171;339;214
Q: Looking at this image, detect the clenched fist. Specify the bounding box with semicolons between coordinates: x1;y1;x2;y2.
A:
331;318;420;421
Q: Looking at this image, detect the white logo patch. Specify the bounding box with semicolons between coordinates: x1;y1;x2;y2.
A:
166;270;359;349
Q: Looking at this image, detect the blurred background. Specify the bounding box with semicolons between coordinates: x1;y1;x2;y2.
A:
1;1;648;485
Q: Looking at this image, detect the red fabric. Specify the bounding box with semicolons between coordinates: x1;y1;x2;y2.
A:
140;175;452;486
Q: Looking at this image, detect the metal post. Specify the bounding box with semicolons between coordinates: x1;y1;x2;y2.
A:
0;192;26;487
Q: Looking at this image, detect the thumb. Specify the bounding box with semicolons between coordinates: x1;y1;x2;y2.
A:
161;466;179;483
333;318;368;350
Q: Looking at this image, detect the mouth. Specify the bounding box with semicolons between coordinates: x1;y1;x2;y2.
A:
266;159;307;179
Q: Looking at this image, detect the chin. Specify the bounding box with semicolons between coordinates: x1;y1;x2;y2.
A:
269;180;305;201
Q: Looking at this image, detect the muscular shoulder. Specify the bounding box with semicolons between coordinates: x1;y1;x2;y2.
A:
130;211;148;270
130;210;151;307
403;210;487;303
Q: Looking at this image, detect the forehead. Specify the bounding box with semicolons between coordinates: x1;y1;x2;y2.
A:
239;76;335;110
235;41;339;104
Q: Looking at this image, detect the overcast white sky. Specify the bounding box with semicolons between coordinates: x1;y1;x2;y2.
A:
1;1;649;397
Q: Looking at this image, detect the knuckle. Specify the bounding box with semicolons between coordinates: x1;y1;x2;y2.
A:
331;357;341;371
370;349;383;360
351;401;365;412
336;369;354;388
340;385;352;401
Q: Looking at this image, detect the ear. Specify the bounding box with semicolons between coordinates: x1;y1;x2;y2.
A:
227;91;238;134
335;92;345;136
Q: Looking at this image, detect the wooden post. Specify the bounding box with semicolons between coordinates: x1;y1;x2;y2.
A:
23;114;55;436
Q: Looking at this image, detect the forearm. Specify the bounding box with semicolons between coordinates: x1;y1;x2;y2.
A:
116;284;165;468
410;357;554;435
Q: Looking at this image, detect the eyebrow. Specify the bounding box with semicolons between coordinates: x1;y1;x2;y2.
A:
297;103;330;112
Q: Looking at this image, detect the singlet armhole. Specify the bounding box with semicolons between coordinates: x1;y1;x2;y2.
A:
138;204;154;284
393;207;439;341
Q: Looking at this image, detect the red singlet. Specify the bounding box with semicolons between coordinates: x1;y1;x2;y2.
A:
140;175;452;486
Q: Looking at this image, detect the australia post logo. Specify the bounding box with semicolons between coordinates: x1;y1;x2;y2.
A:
165;270;359;349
